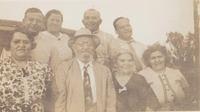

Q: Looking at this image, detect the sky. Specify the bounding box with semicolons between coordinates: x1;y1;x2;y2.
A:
0;0;194;45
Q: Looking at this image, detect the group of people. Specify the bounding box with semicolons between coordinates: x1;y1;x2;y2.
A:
0;7;196;112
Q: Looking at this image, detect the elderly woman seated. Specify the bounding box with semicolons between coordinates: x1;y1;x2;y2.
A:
139;43;189;111
0;27;53;112
111;49;160;112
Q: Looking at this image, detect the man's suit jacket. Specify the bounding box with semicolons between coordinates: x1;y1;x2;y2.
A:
55;59;116;112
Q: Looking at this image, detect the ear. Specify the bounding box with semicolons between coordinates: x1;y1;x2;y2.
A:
22;18;26;24
99;18;102;25
82;19;86;26
114;29;119;35
31;42;37;50
71;43;76;51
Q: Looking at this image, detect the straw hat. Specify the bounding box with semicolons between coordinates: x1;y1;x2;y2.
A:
68;28;100;48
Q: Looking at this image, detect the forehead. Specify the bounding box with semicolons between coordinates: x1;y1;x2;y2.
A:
12;32;29;41
74;36;94;45
75;36;93;43
150;51;164;57
84;10;100;18
118;53;133;60
25;12;43;19
116;18;130;26
48;13;62;19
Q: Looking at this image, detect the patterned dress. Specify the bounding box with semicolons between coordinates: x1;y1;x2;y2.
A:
0;57;53;112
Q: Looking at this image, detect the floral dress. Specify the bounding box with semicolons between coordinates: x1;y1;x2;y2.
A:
0;57;53;112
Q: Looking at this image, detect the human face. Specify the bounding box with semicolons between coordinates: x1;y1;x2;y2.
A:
46;13;62;34
149;51;166;72
116;53;136;74
115;18;132;40
10;32;32;61
72;37;95;63
82;10;102;32
23;12;44;33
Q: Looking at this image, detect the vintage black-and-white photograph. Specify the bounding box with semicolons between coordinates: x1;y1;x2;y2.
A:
0;0;199;112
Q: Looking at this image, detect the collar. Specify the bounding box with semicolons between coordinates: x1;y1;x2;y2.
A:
77;59;93;70
91;29;100;34
118;37;135;43
44;31;63;40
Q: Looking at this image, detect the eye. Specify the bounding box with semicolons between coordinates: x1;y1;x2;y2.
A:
29;18;34;22
119;59;125;62
23;40;30;44
13;40;20;44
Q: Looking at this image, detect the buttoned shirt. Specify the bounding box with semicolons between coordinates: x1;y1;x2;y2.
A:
139;67;189;104
77;59;97;103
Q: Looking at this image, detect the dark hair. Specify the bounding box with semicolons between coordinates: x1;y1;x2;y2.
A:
24;8;43;18
143;43;170;67
5;26;37;50
45;9;63;24
113;17;129;30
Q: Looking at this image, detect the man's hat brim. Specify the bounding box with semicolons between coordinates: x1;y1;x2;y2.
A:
68;34;100;48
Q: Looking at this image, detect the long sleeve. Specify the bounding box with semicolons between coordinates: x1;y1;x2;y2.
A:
105;68;117;112
128;75;160;111
55;62;67;112
144;80;160;110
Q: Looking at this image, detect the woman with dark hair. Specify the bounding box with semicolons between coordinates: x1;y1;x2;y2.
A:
0;27;53;112
139;43;189;111
111;49;160;112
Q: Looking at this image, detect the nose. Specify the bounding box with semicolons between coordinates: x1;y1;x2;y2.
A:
18;41;25;48
155;57;161;63
32;19;37;25
82;44;90;50
51;20;59;25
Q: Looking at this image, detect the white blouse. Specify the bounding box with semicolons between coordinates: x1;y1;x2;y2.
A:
139;67;189;104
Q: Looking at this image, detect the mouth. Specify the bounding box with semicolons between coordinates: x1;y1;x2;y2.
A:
17;49;26;52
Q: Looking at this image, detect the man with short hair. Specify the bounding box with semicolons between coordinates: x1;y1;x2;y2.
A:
0;8;45;60
110;17;147;71
55;28;116;112
22;7;45;34
82;8;114;67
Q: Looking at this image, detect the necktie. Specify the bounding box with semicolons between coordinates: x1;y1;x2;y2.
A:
127;40;143;71
83;65;93;111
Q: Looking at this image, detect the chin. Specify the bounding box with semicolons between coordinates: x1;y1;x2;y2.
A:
79;54;92;61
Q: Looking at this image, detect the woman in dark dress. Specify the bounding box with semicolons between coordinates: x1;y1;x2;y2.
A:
112;50;160;112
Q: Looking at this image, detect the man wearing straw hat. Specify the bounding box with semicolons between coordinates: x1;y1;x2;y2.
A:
55;28;116;112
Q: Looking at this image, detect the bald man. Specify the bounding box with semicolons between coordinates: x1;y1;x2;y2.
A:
81;9;114;67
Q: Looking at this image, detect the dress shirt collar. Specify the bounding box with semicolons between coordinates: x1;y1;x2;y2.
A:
44;31;63;40
77;59;93;70
118;37;135;43
91;29;100;34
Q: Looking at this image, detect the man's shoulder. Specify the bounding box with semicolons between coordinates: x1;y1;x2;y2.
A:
58;59;74;68
98;30;114;40
37;31;52;41
93;62;111;73
60;32;71;39
133;40;147;48
100;31;113;37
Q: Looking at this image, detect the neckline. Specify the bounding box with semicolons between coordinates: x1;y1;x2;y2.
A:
114;72;133;89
